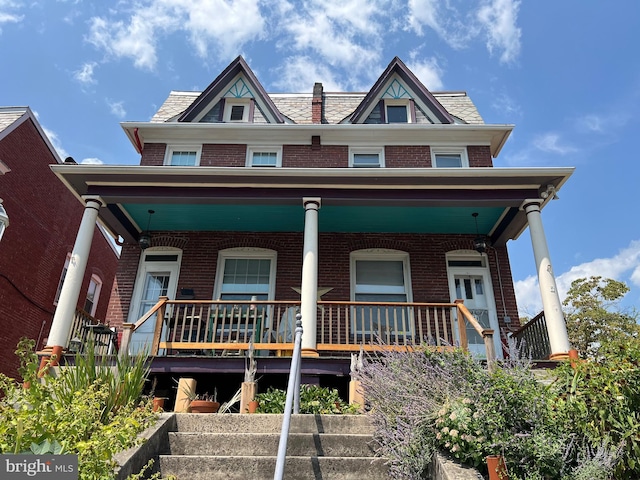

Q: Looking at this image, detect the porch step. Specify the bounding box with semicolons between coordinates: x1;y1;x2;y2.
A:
158;414;387;480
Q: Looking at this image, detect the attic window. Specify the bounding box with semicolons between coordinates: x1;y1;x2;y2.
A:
385;100;412;123
224;100;251;122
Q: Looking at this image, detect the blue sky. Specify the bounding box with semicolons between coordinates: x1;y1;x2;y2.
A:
2;0;639;316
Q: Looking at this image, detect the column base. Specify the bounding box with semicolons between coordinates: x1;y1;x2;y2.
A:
549;352;569;361
301;348;319;357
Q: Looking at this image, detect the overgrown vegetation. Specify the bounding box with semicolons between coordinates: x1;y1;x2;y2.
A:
356;346;629;480
254;385;359;414
0;338;158;480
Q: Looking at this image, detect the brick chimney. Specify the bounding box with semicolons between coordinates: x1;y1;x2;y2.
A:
312;82;323;124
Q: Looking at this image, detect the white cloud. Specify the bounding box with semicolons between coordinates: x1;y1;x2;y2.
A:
477;0;521;64
80;157;104;165
407;0;520;64
41;126;69;161
87;0;265;71
491;92;522;118
107;99;127;118
275;0;387;80
273;56;344;92
407;56;444;91
74;62;98;84
532;133;578;155
0;1;23;28
515;239;640;316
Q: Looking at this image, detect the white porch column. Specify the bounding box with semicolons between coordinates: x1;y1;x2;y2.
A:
523;199;571;359
300;198;321;356
42;196;103;367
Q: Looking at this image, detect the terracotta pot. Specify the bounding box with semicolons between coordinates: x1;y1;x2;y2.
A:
486;455;508;480
152;397;166;412
248;400;259;413
189;400;220;413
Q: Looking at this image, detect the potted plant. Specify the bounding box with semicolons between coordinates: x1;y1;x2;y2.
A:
188;388;220;413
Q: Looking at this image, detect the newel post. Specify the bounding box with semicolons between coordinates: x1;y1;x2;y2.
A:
151;296;168;356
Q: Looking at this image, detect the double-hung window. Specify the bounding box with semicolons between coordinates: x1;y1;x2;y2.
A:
432;148;469;168
349;147;384;168
165;146;201;166
84;274;102;316
350;250;413;341
247;147;282;167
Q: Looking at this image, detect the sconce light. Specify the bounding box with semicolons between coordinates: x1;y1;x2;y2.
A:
138;209;155;250
0;198;9;242
472;212;488;254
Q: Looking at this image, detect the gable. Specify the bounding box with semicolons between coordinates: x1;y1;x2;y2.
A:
349;57;454;125
178;56;285;124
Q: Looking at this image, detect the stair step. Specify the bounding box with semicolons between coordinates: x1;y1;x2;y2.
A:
168;432;377;457
158;455;389;480
175;413;375;435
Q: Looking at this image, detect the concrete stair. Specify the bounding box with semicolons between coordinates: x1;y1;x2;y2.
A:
158;414;388;480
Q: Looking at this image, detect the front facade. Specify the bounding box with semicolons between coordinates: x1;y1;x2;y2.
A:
49;57;572;393
0;107;118;379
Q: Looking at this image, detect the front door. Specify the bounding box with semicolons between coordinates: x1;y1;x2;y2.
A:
128;250;181;354
446;253;501;358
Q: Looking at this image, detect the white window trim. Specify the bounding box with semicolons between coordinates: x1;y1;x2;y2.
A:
385;99;412;124
349;147;385;168
164;145;202;166
85;274;103;316
223;99;251;123
246;146;283;168
431;147;469;168
213;248;277;300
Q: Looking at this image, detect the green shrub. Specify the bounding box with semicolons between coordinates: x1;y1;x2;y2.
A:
0;338;157;480
254;385;358;414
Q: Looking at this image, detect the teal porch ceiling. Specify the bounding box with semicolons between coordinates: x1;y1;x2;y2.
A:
124;204;504;234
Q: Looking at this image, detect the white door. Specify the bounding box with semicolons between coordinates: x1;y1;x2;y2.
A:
128;251;181;354
446;253;501;359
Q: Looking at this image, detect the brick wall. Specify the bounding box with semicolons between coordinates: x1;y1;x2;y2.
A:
0;118;118;378
107;231;518;345
282;145;348;168
139;143;165;166
467;145;493;167
385;146;431;168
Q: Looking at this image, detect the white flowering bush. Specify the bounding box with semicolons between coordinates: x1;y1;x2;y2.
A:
434;398;486;467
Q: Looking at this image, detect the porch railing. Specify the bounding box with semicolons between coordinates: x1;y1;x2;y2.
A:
120;297;496;364
510;310;551;360
66;308;117;355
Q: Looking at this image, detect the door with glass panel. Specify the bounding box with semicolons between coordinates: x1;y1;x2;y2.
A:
453;274;494;357
128;252;180;354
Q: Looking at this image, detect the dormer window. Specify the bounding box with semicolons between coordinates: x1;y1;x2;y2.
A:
224;99;251;122
385;100;413;123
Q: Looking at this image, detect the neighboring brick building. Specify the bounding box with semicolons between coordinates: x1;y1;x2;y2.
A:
50;57;573;392
0;107;118;379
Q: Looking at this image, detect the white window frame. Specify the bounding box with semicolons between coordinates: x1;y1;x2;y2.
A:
349;147;385;168
246;146;282;168
213;248;277;301
431;147;469;168
350;249;413;337
223;99;251;123
385;99;412;124
164;145;202;166
84;274;103;316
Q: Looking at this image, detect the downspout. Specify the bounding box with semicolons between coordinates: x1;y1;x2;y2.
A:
133;128;143;154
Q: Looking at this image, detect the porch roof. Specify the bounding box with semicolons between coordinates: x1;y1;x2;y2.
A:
51;164;573;247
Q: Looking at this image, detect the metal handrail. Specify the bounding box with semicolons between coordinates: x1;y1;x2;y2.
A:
273;314;303;480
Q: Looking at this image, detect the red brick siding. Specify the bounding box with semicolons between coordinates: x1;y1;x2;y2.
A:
467;145;493;167
200;144;246;167
140;143;166;166
0;119;118;378
385;146;431;168
282;145;348;168
106;231;518;346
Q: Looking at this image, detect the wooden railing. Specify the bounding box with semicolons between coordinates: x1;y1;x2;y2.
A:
119;298;496;366
510;310;551;360
66;308;117;355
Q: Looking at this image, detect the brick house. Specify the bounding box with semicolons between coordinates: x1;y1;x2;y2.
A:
48;57;572;396
0;107;118;379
